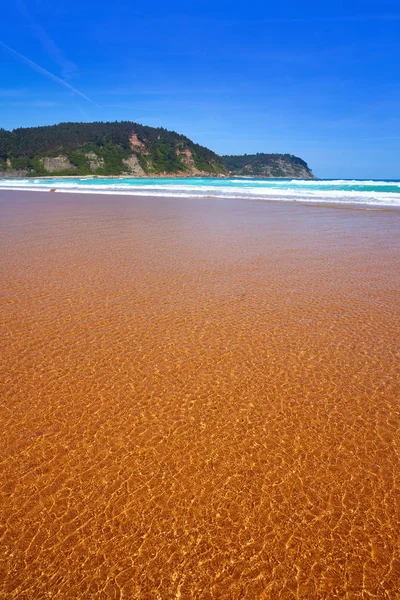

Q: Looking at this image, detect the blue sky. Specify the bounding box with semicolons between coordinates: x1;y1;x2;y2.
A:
1;0;400;178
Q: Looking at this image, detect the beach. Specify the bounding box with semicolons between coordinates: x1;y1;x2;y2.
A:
1;189;399;598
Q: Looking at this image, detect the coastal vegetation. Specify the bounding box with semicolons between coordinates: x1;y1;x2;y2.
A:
221;153;314;178
0;121;226;177
0;122;314;178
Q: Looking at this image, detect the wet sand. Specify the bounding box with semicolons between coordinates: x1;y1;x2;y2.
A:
1;190;399;599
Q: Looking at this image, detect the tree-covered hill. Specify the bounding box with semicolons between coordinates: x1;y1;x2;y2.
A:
0;122;315;178
0;121;227;177
221;153;314;178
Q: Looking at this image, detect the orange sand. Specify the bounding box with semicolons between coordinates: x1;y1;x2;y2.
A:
1;191;399;599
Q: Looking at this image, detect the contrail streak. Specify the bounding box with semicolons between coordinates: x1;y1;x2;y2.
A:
15;0;78;80
0;41;93;103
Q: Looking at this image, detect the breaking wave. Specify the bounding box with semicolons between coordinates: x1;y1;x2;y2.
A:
1;177;400;207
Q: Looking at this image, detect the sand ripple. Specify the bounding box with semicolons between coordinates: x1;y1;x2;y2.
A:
1;192;399;599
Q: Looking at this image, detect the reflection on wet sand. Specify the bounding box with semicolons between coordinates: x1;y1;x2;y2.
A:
1;191;399;599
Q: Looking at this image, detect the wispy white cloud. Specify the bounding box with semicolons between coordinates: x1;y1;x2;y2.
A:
15;0;78;80
0;41;93;103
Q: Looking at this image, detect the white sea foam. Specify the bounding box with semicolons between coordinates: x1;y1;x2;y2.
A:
1;177;400;207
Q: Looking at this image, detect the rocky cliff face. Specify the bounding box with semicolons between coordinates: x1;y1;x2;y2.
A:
0;158;29;178
0;122;315;179
122;155;146;176
0;121;227;178
42;156;76;173
221;153;315;178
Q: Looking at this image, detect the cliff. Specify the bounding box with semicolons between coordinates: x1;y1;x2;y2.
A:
0;123;315;179
0;122;226;178
221;153;314;178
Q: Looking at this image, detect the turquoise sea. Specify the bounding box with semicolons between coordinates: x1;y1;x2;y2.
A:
1;177;400;207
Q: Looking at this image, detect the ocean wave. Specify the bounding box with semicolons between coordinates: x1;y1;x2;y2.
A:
232;179;400;190
271;179;400;187
1;177;400;207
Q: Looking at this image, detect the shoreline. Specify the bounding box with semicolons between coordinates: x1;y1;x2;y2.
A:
0;173;229;180
0;187;399;212
0;173;316;180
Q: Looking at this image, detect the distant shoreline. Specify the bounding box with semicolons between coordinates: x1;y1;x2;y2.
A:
0;174;314;180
